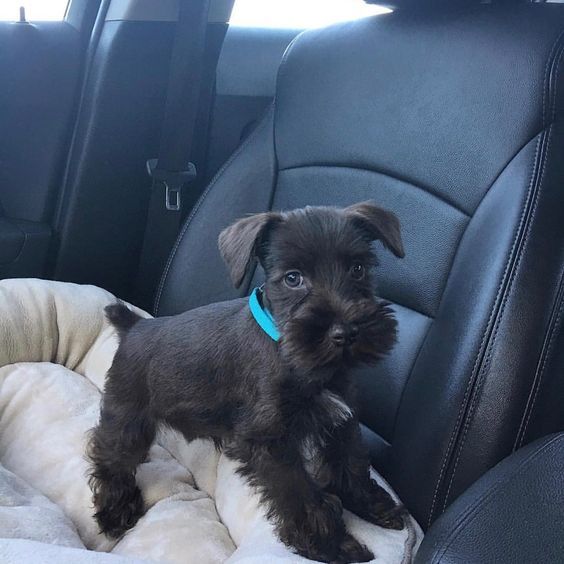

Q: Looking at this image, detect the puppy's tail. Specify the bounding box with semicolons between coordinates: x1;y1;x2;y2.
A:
105;302;142;333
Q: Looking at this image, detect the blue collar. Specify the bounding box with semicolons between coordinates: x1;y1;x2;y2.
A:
249;287;280;342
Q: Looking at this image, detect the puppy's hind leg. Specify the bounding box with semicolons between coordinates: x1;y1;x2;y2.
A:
87;364;155;539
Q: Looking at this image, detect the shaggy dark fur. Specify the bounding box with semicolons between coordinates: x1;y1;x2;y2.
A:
88;202;407;563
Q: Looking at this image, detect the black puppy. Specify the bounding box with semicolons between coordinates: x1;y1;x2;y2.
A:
88;202;406;563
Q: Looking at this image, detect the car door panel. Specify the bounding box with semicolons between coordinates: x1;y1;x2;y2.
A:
0;19;86;279
0;21;82;222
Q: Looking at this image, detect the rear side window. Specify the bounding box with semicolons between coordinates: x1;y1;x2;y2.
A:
0;1;69;21
230;0;390;29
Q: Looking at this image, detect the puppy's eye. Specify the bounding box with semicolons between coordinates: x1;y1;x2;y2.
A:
350;262;365;280
283;271;303;289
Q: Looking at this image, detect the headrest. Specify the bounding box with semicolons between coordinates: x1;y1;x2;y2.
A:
365;0;529;8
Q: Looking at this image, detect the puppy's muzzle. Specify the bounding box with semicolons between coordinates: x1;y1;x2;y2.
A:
329;322;359;347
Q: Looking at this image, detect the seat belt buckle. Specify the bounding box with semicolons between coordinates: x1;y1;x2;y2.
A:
146;159;197;212
164;183;181;211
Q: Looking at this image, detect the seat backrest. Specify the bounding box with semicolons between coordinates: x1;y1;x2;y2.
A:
155;1;564;528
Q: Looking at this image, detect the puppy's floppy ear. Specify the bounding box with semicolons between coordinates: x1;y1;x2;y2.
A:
218;212;281;288
345;201;405;258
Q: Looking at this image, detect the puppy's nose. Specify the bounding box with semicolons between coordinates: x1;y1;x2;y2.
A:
330;324;358;346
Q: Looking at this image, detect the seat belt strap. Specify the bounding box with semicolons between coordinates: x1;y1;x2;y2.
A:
135;0;211;311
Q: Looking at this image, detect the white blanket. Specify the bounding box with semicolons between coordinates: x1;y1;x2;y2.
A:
0;278;422;563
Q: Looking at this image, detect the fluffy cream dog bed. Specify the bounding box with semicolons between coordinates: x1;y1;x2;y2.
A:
0;278;422;563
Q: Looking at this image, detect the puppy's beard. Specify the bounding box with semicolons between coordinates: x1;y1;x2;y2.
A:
348;301;398;364
280;323;342;374
279;300;397;374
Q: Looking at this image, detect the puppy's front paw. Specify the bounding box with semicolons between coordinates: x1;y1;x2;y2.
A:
330;532;374;563
350;480;407;531
93;482;146;539
367;503;407;531
281;492;345;562
283;493;374;562
307;492;343;537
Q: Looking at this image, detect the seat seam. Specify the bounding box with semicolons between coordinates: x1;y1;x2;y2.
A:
515;271;564;450
515;36;564;450
153;106;274;316
430;434;564;564
441;127;552;513
429;26;564;523
279;164;471;218
441;28;564;512
243;101;281;294
394;127;547;472
426;132;543;528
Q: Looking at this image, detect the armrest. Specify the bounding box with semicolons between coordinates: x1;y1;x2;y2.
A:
416;433;564;564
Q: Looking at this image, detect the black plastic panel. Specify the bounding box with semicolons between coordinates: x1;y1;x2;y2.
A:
53;22;297;301
0;22;82;223
0;20;85;280
53;21;175;299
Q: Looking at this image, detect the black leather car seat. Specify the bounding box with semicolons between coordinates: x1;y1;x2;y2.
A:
154;0;564;529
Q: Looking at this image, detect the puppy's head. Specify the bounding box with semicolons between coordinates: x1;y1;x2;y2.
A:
219;202;404;374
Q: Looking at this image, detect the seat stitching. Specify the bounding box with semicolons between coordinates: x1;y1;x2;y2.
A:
391;127;549;453
153;106;274;316
442;29;564;511
426;133;543;528
243;109;281;295
426;266;509;528
431;434;564;564
515;40;564;449
429;26;564;524
542;29;564;126
442;127;551;512
279;164;471;218
516;274;564;449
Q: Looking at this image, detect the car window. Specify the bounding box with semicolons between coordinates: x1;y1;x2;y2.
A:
0;0;69;21
230;0;390;29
